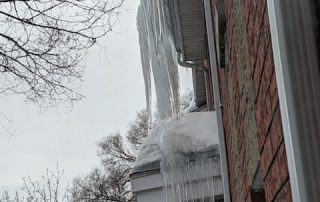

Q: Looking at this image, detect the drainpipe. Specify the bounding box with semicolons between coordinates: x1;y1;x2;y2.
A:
177;52;199;69
204;0;231;202
178;52;213;109
204;69;214;111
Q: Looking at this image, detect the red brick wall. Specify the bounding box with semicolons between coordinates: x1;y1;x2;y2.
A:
216;0;292;201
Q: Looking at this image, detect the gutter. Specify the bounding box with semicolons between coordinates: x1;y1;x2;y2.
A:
204;0;230;201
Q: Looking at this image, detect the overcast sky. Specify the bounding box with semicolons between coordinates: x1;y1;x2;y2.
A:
0;0;193;191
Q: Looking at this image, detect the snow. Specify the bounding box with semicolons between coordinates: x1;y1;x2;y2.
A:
132;112;219;172
131;112;221;202
137;0;180;121
184;95;198;113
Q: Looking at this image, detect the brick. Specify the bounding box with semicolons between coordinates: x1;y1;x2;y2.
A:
260;133;273;176
262;9;271;42
260;109;283;174
263;46;273;90
250;0;258;11
246;11;255;47
255;90;267;150
220;0;291;201
269;108;283;152
253;50;263;97
269;79;278;111
242;174;251;200
274;181;292;202
243;0;251;27
252;17;261;55
257;0;266;21
256;115;265;150
263;90;273;133
253;34;270;98
264;143;289;201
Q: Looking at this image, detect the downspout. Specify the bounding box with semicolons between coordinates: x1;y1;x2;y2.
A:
204;0;231;202
178;52;212;110
177;52;199;69
174;0;230;198
204;69;214;111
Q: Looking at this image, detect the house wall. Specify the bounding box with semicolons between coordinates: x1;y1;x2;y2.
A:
214;0;292;201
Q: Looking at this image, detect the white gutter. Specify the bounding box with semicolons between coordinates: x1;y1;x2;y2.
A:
204;0;230;201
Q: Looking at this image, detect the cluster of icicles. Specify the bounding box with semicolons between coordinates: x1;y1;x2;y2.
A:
161;155;220;202
137;0;180;121
137;0;219;201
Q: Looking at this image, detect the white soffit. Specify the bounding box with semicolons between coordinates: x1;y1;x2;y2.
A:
169;0;207;62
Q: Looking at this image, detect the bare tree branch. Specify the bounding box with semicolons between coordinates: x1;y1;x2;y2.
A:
0;0;124;107
0;164;70;202
70;109;152;202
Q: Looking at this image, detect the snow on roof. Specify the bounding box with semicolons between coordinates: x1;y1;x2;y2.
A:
131;111;219;174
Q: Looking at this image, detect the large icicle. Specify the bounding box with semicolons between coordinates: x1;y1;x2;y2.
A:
137;0;180;120
137;5;153;123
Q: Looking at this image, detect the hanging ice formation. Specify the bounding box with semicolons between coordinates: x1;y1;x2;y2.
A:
137;0;180;121
162;155;221;202
160;113;222;202
136;1;222;201
132;112;222;202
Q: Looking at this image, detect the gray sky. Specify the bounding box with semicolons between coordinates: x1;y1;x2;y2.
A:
0;0;193;190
